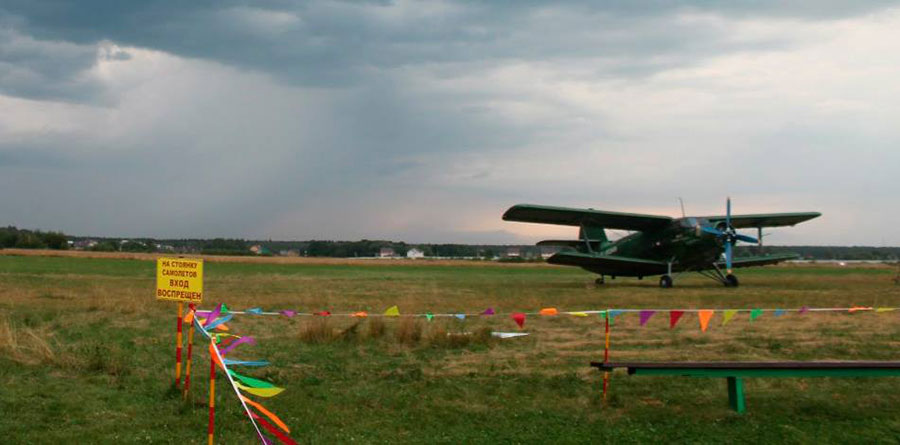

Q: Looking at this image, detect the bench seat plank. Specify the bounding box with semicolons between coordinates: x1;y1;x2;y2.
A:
591;361;900;378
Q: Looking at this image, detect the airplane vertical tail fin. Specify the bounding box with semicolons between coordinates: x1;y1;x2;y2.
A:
579;225;608;252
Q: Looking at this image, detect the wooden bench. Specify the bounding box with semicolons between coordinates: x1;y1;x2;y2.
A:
591;361;900;413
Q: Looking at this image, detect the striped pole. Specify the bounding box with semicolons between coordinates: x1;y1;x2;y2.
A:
183;304;195;400
176;302;184;387
602;309;610;401
209;339;216;445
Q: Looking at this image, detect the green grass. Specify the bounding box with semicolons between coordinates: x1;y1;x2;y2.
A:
2;254;900;443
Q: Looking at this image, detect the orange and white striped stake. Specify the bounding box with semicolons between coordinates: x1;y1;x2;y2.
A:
208;338;216;445
175;302;184;387
183;304;195;400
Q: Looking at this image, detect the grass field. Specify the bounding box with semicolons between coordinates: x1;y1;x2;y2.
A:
2;251;900;443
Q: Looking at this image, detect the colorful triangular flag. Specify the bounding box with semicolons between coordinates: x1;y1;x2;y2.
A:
384;306;400;317
425;312;434;321
721;309;738;326
698;310;714;332
669;310;685;329
512;312;526;329
774;309;786;317
482;308;495;315
749;308;764;322
639;310;656;326
539;307;559;316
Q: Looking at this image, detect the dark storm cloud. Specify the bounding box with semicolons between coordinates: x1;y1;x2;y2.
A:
1;1;895;102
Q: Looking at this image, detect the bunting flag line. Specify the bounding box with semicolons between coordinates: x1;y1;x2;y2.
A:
192;305;900;335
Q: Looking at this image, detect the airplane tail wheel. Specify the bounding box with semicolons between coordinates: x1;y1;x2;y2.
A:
725;274;739;287
595;276;605;285
659;275;673;289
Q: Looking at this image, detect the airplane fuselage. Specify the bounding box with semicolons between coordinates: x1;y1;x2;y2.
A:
576;217;724;277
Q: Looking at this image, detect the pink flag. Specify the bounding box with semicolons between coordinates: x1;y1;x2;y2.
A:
482;308;495;315
639;310;656;326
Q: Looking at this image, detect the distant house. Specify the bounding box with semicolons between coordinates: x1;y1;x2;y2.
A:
279;249;299;257
249;245;272;255
73;239;98;250
505;248;520;258
406;248;425;259
540;246;559;260
379;247;395;258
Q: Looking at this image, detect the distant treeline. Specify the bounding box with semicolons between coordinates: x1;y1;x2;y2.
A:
0;226;68;250
3;226;900;261
736;245;900;261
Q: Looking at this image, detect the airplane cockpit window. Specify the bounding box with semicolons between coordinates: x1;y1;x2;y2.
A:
681;217;698;228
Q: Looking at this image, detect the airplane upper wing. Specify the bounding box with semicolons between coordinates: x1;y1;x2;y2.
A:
546;251;669;275
503;204;672;232
715;253;800;268
705;212;821;229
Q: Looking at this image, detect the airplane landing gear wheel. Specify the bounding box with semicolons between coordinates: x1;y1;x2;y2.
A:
725;274;739;287
659;275;673;289
595;276;605;285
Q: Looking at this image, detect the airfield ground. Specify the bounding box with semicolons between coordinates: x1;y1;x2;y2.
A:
2;250;900;443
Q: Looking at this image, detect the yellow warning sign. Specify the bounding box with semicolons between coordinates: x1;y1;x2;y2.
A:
156;257;203;303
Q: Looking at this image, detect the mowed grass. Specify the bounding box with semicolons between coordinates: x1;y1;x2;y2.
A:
2;253;900;444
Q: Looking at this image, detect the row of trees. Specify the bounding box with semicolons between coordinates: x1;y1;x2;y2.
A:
0;226;68;250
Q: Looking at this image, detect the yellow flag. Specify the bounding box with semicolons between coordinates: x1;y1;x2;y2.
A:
569;312;588;317
721;309;738;326
698;310;714;332
876;308;896;313
384;306;400;317
236;382;285;398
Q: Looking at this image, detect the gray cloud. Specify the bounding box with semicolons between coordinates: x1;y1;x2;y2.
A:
1;2;899;245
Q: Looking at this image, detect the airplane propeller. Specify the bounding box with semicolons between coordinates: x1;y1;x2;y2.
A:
700;197;757;274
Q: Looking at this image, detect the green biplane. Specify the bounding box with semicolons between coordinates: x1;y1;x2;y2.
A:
503;199;820;288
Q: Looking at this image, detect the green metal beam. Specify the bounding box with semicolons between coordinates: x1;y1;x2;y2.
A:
630;368;900;378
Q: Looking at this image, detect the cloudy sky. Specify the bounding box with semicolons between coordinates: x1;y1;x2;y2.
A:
2;1;898;245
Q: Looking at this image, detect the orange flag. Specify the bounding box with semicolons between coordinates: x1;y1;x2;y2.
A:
698;310;714;332
539;308;558;316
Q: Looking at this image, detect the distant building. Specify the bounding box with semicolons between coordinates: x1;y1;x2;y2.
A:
505;248;520;258
379;247;395;258
279;249;299;257
249;245;272;255
406;248;425;259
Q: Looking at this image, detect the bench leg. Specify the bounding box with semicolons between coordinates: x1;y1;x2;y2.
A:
727;377;746;413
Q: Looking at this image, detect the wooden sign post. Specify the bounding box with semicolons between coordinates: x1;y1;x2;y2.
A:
156;257;204;388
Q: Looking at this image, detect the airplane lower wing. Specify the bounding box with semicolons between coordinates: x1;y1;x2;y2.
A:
547;252;668;276
536;239;602;248
715;253;799;268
